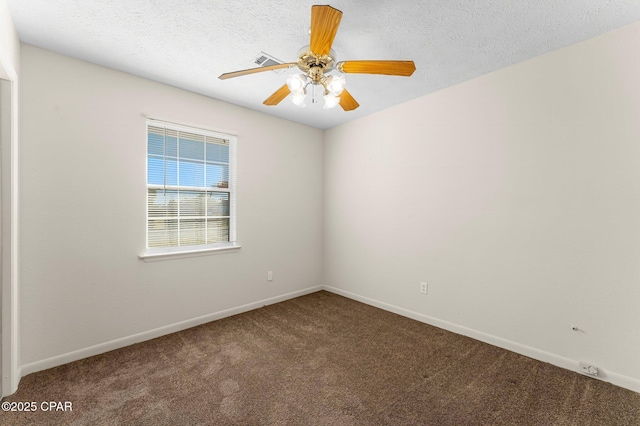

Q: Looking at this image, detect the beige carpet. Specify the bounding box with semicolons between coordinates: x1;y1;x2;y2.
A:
1;291;639;425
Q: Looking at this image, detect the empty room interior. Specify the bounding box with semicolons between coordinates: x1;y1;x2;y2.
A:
1;0;639;424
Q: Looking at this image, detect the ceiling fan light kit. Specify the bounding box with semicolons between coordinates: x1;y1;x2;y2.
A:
285;66;345;109
219;5;416;112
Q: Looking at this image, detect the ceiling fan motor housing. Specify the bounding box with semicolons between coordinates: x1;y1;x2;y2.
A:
297;48;336;83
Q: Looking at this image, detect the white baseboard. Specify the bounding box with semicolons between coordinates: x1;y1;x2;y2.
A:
323;285;640;394
21;286;323;377
20;284;640;394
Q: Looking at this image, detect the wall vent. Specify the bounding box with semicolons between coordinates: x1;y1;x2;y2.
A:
255;52;287;73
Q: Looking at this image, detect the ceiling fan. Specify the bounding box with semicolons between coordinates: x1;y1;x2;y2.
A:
218;5;416;111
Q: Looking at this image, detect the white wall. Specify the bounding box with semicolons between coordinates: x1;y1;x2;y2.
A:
19;45;323;368
324;21;640;391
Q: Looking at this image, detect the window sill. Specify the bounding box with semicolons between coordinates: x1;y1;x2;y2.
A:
139;243;241;262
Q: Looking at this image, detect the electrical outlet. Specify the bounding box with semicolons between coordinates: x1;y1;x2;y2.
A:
579;362;599;377
420;282;428;294
267;271;273;282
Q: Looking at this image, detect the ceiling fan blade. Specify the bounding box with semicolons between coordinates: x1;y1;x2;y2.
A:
263;84;292;106
219;63;296;80
339;89;359;111
309;5;343;56
337;60;416;76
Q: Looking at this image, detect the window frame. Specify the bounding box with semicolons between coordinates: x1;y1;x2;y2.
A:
139;119;240;261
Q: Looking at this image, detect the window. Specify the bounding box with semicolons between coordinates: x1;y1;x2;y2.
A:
143;120;237;258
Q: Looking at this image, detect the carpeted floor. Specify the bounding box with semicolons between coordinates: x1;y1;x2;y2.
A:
1;291;639;425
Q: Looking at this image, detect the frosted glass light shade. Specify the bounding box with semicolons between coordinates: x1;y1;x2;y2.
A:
325;74;345;96
287;74;307;92
323;93;340;109
292;89;307;107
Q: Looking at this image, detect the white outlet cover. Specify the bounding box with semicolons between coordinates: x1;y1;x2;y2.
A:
579;362;599;377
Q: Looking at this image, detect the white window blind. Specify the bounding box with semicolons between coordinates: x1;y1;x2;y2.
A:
146;120;237;251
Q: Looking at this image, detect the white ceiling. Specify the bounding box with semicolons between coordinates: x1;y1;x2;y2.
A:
6;0;640;129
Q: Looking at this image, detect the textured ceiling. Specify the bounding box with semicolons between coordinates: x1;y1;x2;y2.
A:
6;0;640;129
